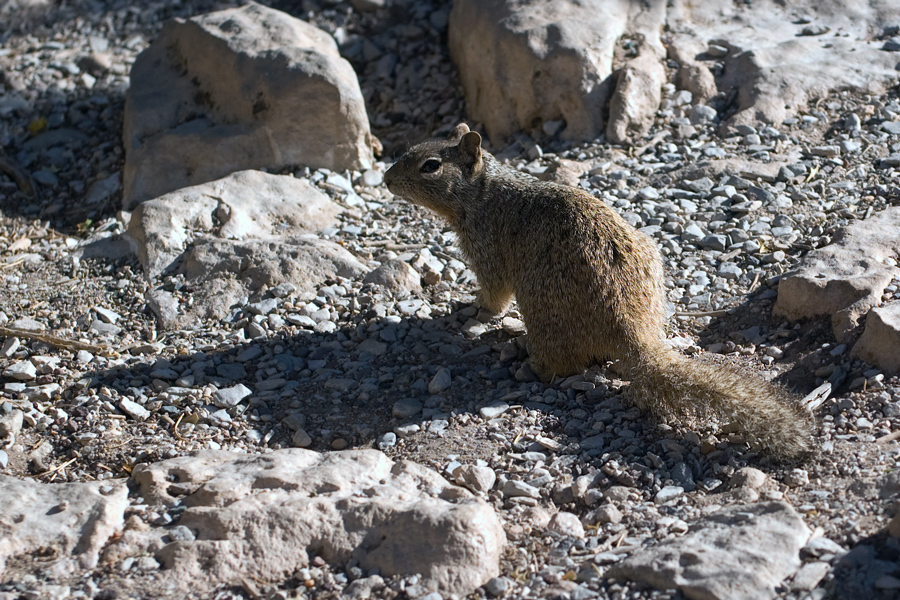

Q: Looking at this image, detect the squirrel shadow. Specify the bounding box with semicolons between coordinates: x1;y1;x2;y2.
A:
67;273;835;498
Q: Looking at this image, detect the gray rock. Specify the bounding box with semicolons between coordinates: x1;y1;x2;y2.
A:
882;121;900;135
0;337;19;358
610;502;810;600
690;104;718;123
357;338;388;357
93;306;121;323
119;398;150;421
454;465;497;494
392;398;423;419
590;504;623;525
428;367;452;394
0;476;128;576
127;171;366;330
502;479;541;499
0;409;23;442
123;3;377;206
2;360;36;381
129;449;505;596
479;401;510;419
700;235;728;251
484;576;511;596
448;0;665;145
84;172;121;205
377;432;397;450
790;561;830;591
363;259;423;294
774;207;900;342
7;318;44;332
654;485;685;504
127;170;341;279
852;302;900;375
801;537;845;559
213;384;253;408
292;428;313;447
547;511;585;538
247;298;278;316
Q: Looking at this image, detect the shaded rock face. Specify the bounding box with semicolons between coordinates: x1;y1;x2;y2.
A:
0;476;128;577
449;0;900;146
774;207;900;373
123;2;378;208
125;170;367;329
609;502;811;600
449;0;666;146
126;449;506;597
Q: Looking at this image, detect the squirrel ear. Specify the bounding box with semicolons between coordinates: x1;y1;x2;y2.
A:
449;123;470;141
459;130;482;163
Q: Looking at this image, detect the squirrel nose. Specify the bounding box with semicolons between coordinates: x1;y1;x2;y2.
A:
384;166;396;189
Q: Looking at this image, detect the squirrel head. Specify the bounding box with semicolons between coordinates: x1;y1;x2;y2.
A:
384;123;485;224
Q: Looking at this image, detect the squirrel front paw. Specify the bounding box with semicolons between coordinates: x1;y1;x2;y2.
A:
474;289;510;317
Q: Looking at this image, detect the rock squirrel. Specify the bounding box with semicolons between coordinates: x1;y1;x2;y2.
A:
384;124;814;459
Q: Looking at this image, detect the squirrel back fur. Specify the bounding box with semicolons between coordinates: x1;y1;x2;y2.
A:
385;124;814;459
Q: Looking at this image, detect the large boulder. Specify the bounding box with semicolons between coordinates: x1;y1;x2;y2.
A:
123;2;379;208
448;0;666;146
126;169;367;329
449;0;900;146
120;449;506;597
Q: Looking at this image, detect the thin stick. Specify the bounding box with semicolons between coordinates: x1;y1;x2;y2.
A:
32;457;77;479
876;430;900;445
0;325;111;355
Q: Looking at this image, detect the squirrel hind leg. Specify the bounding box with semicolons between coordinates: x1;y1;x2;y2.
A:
525;337;589;382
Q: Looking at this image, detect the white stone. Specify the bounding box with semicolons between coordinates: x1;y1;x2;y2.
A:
127;449;505;597
123;3;378;206
0;476;128;576
775;207;900;342
363;259;423;294
126;170;365;330
547;511;585;539
853;302;900;375
2;361;36;381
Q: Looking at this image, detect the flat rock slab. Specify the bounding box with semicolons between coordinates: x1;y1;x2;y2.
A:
0;476;128;578
126;169;366;329
123;2;378;207
127;449;505;597
449;0;900;145
610;502;810;600
773;207;900;360
668;0;900;133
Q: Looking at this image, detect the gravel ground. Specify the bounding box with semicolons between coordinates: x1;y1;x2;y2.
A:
2;1;900;599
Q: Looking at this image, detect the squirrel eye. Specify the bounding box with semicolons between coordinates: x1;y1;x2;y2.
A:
420;159;441;174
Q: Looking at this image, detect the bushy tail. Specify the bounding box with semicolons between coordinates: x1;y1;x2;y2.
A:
627;345;815;460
